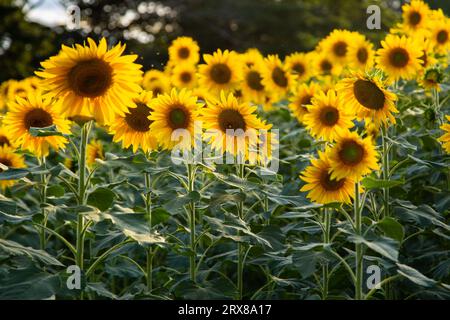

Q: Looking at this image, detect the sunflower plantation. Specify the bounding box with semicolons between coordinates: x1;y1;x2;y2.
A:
0;0;449;300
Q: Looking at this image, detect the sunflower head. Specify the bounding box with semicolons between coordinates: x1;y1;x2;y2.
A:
171;63;197;89
438;115;450;154
0;145;26;190
36;38;143;124
262;55;294;98
240;48;264;68
420;67;445;91
401;0;431;34
168;37;200;65
319;29;353;64
87;139;104;167
241;61;267;104
289;82;322;124
284;52;311;82
347;33;375;71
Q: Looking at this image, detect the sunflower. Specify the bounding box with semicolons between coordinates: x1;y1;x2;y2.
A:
312;52;342;77
429;18;450;54
241;62;267;104
6;80;30;102
0;80;12;111
201;91;270;158
327;130;379;181
0;127;14;148
419;67;445;91
284;52;311;82
303;90;354;142
319;29;353;65
168;37;200;65
109;90;158;153
439;115;450;154
0;146;26;190
3;91;71;157
401;0;431;35
191;88;216;108
171;63;197;89
262;55;294;98
288;82;322;124
36;38;143;124
86;139;104;167
417;38;438;71
300;151;357;204
198;49;242;94
149;88;201;150
347;35;375;71
375;35;422;82
336;72;398;126
240;48;264;68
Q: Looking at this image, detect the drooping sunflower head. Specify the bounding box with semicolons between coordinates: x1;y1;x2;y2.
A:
241;61;267;104
149;88;201;150
171;63;198;89
3;91;71;157
288;82;322;124
347;34;375;71
284;52;311;82
261;55;294;98
327;130;380;181
109;90;158;153
198;49;242;94
300;151;357;205
319;29;353;64
438;115;450;154
401;0;431;34
419;67;445;91
87;139;104;167
168;36;200;65
375;34;423;82
302;90;354;142
0;145;26;190
336;72;398;126
201;91;270;158
36;38;143;124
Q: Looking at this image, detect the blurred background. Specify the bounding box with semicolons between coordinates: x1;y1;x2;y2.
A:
1;0;449;82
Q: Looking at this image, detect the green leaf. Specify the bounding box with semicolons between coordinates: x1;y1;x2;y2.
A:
46;185;65;198
377;217;405;242
397;263;438;288
361;177;404;190
0;239;64;266
163;191;200;213
151;208;170;225
0;194;17;215
87;187;116;211
29;125;64;137
347;234;399;261
0;168;29;180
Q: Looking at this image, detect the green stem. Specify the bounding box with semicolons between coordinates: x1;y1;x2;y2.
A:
381;126;390;217
322;208;331;300
39;157;48;250
237;163;245;300
144;170;153;291
354;182;363;300
187;163;196;282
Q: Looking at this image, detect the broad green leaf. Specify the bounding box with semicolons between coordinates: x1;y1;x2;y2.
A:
0;239;63;266
0;168;28;180
29;125;64;137
361;177;404;190
163;191;200;213
87;187;116;211
347;234;399;261
377;217;405;242
46;185;65;198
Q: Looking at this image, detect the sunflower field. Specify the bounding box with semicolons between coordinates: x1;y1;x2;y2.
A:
0;0;450;301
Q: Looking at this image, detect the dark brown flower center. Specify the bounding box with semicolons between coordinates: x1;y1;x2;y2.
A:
298;95;312;111
319;106;339;126
320;170;345;191
124;103;152;132
437;30;448;44
168;105;190;129
408;11;421;26
246;70;264;91
292;63;305;76
389;48;409;68
271;67;288;87
0;136;10;147
153;87;162;97
333;41;348;57
180;71;192;84
210;63;232;84
357;48;368;63
178;47;190;59
420;52;428;67
24;108;53;129
68;58;112;98
218;109;246;132
353;79;385;111
0;157;12;172
234;89;243;98
338;140;365;165
320;59;332;74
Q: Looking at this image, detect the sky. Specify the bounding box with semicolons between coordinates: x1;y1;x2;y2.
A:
26;0;68;27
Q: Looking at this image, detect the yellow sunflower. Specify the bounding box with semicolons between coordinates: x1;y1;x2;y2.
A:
319;29;353;65
417;38;439;71
347;34;375;71
284;52;311;82
0;146;26;190
3;91;71;157
438;115;450;154
327;130;379;181
303;90;354;142
191;88;216;108
0;127;15;148
198;49;242;94
375;34;422;82
86;139;104;167
336;72;398;126
109;90;158;153
288;82;322;124
241;61;267;104
240;48;264;68
168;37;200;65
300;151;357;204
0;80;12;111
429;18;450;54
171;63;197;89
312;52;342;77
36;38;143;124
201;91;270;158
401;0;431;35
6;80;30;102
419;67;445;91
149;88;201;150
262;55;295;98
143;73;171;98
